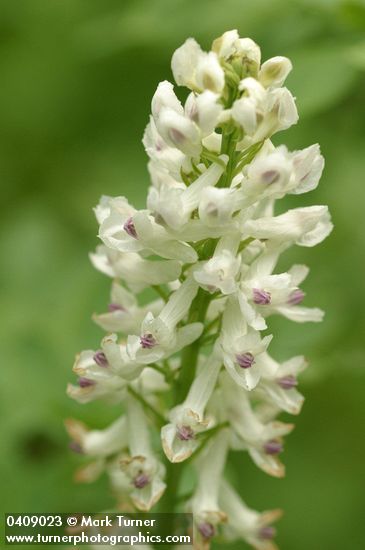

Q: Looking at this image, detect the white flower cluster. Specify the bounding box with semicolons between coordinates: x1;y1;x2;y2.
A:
67;30;332;549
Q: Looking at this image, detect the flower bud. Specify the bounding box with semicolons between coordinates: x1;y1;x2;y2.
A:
259;56;293;88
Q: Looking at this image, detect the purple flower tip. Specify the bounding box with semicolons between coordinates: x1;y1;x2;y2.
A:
176;425;195;441
123;217;138;239
108;302;126;312
278;375;298;389
264;440;283;455
259;526;277;540
198;522;216;540
93;350;109;368
288;288;305;305
133;473;150;489
78;377;96;388
253;288;272;305
69;441;84;454
236;352;255;369
140;333;157;349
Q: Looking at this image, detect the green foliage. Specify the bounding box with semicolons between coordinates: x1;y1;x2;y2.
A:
1;1;364;548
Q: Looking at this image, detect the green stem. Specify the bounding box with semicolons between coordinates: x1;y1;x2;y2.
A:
175;288;212;403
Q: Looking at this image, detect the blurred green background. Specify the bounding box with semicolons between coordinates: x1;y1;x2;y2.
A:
1;0;365;548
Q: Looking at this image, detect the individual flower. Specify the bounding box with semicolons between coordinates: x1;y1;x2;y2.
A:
193;234;241;294
232;77;299;142
121;396;166;511
242;205;333;247
220;479;282;549
254;353;307;415
239;252;324;329
161;352;222;462
258;56;292;88
65;416;128;483
147;156;227;230
126;277;203;365
92;280;163;334
221;373;293;477
97;196;197;263
89;245;181;292
220;298;272;390
171;38;225;93
190;430;229;549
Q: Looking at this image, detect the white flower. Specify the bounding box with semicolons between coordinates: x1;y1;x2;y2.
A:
195;51;225;93
89;245;181;292
147;157;227;230
239;253;324;329
212;31;261;73
221;373;294;477
254;353;307;415
151;80;183;120
184;90;224;136
67;347;127;404
97;196;197;262
232;78;298;141
171;38;225;93
242;205;333;247
240;143;325;204
259;56;293;88
161;352;222;462
65;415;127;458
193;235;241;295
121;396;166;511
220;298;272;390
92;281;163;334
220;480;282;549
198;187;240;227
191;431;229;545
127;277;203;365
156;107;203;157
291;143;325;194
143;117;185;182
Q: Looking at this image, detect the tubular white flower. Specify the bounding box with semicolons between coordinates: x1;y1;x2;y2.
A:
151;80;183;120
90;245;181;292
98;196;197;262
195;51;225;94
185;90;224;136
220;480;282;549
259;56;293;88
221;373;293;477
161;352;222;463
171;37;204;89
65;416;127;458
92;281;163;334
147;157;227;230
243;205;333;247
67;347;127;404
193;234;241;295
156;107;203;157
191;431;229;545
254;353;307;415
220;298;272;390
127;277;202;365
143;116;185;182
121;396;166;511
239;253;324;328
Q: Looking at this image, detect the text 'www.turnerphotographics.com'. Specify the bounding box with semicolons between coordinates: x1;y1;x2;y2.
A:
4;513;193;546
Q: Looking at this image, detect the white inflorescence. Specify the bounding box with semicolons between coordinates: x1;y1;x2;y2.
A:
67;29;333;549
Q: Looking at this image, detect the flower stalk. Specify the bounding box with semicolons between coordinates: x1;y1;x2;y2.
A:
67;29;332;549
